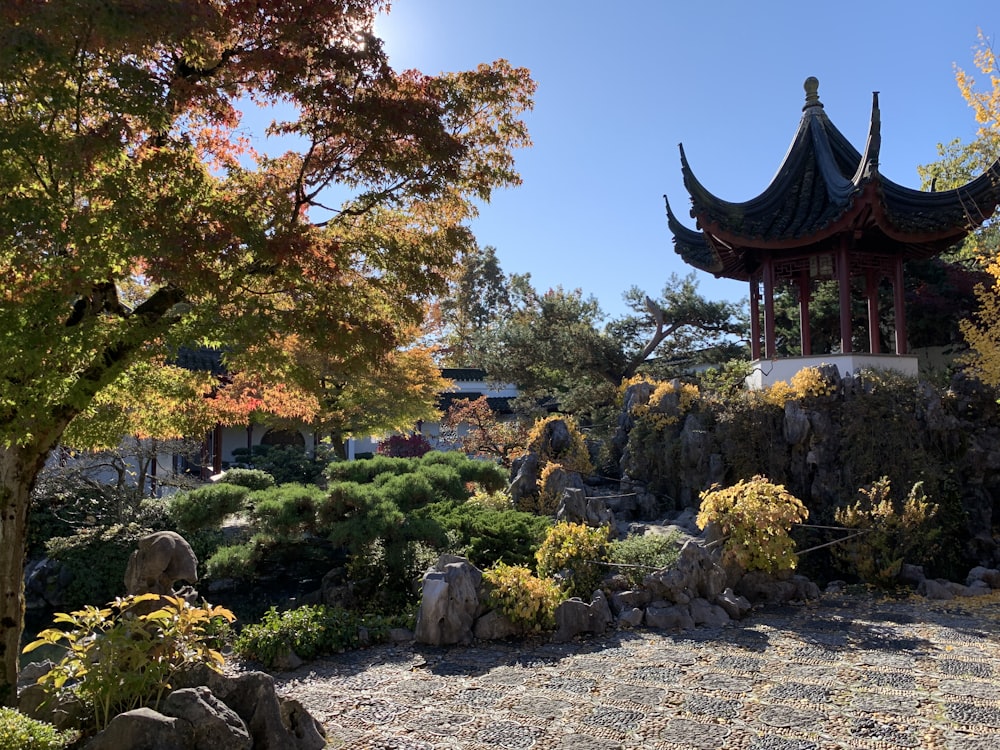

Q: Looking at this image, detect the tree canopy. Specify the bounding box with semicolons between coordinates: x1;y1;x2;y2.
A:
455;270;745;424
917;31;1000;384
0;0;534;703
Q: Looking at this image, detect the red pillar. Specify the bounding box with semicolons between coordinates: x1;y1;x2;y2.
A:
749;274;762;360
893;256;907;354
763;255;776;359
838;238;853;353
798;269;812;356
866;270;881;354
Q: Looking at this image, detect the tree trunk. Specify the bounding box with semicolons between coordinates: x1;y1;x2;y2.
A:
0;444;50;706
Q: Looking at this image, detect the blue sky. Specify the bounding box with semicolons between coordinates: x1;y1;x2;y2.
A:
372;1;997;318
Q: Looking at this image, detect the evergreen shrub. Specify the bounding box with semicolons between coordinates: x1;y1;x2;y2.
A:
168;483;249;532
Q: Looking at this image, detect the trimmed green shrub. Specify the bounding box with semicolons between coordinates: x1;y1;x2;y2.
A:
0;708;75;750
608;531;681;588
233;605;394;667
416;501;550;569
45;523;151;608
231;444;329;485
220;468;276;491
326;455;411;484
248;483;326;539
168;483;249;532
204;540;261;579
419;451;508;491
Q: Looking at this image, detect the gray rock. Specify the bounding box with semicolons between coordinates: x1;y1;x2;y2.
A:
388;627;414;643
414;556;482;646
966;580;993;597
17;660;53;689
689;597;730;627
272;649;303;672
160;686;251;750
175;666;326;750
124;530;199;597
473;609;522;641
552;591;614;643
553;598;592;643
644;602;694;631
556;487;613;527
616;607;645;628
509;452;541;508
18;683;85;731
84;707;192;750
967;566;1000;589
918;578;954;600
898;564;926;587
611;589;651;614
715;587;751;620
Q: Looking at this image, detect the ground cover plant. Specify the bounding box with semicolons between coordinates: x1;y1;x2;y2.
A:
0;708;75;750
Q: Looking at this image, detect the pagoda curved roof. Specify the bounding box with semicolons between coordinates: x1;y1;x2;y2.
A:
668;77;1000;281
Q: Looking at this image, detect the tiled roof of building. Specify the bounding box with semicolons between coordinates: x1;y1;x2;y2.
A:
668;77;1000;281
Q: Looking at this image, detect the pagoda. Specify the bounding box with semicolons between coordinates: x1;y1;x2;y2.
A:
667;77;1000;386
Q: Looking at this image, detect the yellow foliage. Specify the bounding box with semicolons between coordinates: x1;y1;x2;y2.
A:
761;380;795;408
790;366;837;399
833;478;940;587
482;563;562;631
537;462;567;515
523;414;592;474
628;378;701;431
535;521;609;599
697;476;808;573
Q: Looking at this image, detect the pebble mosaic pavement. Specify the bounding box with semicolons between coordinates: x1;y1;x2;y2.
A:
265;592;1000;749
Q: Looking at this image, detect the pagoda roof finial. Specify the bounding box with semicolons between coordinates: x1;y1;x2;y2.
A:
803;76;822;110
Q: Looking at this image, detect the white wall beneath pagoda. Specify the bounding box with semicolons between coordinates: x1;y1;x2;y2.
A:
746;354;919;390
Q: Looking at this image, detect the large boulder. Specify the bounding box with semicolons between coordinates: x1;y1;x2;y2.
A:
552;590;614;643
556;488;613;527
124;531;198;596
84;708;192;750
414;555;483;646
175;666;326;750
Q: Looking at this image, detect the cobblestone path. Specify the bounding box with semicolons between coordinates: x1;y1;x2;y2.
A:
270;592;1000;749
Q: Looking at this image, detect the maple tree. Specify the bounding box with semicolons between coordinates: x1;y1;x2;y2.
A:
440;395;528;467
0;0;533;702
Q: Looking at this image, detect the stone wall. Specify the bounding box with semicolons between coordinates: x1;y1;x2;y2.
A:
614;369;1000;571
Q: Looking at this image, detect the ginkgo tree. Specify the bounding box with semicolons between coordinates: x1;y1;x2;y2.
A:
0;0;534;702
918;31;1000;384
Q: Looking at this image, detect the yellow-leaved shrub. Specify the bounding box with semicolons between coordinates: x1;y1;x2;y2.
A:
535;521;609;599
697;476;808;573
832;477;940;586
482;563;563;631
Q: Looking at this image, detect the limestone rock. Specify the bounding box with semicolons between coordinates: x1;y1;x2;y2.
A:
917;578;954;600
160;686;252;750
644;602;694;631
616;607;644;628
84;708;192;750
898;564;926;587
124;531;198;597
175;666;326;750
556;487;613;527
414;556;482;646
689;597;730;627
967;566;1000;589
474;609;523;641
715;588;751;620
552;591;613;643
